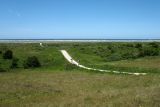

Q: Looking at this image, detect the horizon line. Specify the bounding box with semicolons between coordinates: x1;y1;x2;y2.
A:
0;39;160;40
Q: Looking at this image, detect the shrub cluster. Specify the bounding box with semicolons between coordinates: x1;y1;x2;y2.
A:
135;43;142;48
64;63;77;70
3;50;13;59
0;61;5;72
1;49;41;70
107;53;122;61
122;51;138;59
149;42;159;48
10;58;19;68
139;47;159;57
23;56;41;68
91;42;160;61
0;68;6;72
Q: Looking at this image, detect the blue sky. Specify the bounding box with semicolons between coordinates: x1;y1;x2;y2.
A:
0;0;160;39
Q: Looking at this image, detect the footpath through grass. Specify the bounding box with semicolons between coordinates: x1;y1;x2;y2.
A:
0;42;160;106
67;42;160;73
0;42;160;73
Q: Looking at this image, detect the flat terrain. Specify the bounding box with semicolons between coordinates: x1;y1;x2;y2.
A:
0;70;159;107
107;56;160;69
0;42;160;107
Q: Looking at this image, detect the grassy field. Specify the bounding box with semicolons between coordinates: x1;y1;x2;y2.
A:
0;70;160;107
0;42;160;107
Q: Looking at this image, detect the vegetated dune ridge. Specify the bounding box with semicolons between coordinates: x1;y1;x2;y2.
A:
0;43;160;107
60;50;147;75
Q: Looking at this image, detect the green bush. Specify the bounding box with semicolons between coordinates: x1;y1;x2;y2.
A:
64;63;77;70
135;43;142;48
125;44;134;47
107;53;123;61
80;47;85;51
73;44;79;47
139;47;159;57
107;45;117;53
0;68;6;72
107;45;112;50
23;56;41;68
3;50;13;59
149;42;159;48
122;52;138;59
10;58;19;68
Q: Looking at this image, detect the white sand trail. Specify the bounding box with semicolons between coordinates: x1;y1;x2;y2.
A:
60;50;147;76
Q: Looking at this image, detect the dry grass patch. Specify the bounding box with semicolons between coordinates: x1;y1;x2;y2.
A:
0;71;159;107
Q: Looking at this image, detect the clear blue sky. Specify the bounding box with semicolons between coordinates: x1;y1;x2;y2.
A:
0;0;160;39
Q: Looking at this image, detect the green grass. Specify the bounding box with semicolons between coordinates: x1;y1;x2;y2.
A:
0;42;160;107
0;70;160;107
67;42;160;73
107;56;160;69
0;42;160;73
0;43;67;70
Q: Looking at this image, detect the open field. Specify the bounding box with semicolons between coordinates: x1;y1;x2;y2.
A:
106;56;160;69
0;42;160;106
0;70;160;107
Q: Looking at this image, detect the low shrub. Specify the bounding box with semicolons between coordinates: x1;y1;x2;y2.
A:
149;42;159;48
10;58;19;68
73;44;79;47
0;68;6;72
23;56;41;68
107;53;123;61
139;47;159;57
0;61;6;72
125;44;134;47
122;52;138;59
3;50;13;59
64;63;77;70
135;43;142;48
80;47;85;51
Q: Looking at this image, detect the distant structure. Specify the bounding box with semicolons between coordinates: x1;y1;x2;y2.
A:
40;43;43;47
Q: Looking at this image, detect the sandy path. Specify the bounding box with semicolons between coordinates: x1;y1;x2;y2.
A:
60;50;147;75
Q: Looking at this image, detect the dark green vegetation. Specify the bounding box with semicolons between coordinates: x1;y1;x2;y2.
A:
0;42;160;73
0;42;160;107
0;43;67;71
10;58;19;68
68;42;160;73
3;50;13;59
23;56;41;68
69;42;160;61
